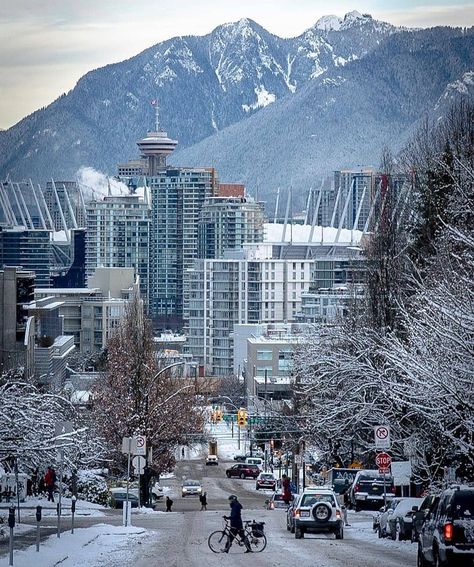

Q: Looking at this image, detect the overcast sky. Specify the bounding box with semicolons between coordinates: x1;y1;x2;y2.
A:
0;0;473;129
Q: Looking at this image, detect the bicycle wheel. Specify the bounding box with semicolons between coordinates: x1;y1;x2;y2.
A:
208;530;228;553
248;530;267;552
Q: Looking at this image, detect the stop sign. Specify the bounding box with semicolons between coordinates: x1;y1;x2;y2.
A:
376;452;392;469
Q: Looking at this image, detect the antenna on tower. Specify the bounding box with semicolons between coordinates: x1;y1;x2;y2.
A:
151;99;159;131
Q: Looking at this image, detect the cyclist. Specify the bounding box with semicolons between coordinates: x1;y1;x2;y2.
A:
222;495;252;553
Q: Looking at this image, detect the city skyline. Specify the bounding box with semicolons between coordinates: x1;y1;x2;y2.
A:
1;0;473;129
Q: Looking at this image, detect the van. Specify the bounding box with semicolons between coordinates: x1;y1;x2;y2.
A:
245;457;263;468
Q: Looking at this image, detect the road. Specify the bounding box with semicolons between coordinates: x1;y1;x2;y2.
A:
1;455;417;566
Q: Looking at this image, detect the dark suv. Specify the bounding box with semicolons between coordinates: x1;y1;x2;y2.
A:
226;463;260;479
418;485;474;567
349;470;395;511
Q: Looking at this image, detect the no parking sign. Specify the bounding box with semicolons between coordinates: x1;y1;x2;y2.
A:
374;425;391;449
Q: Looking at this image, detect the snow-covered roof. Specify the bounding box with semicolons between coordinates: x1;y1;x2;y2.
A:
263;223;363;245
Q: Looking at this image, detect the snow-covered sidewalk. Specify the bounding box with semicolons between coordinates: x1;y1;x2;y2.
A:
5;524;149;567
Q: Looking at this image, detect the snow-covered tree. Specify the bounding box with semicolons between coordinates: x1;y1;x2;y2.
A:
292;99;474;483
92;294;204;473
0;374;107;474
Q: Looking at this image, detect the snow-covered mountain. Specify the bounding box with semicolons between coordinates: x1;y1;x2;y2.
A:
0;13;472;208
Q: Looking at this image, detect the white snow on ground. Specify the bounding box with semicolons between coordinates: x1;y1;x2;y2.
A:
9;524;149;567
0;496;106;518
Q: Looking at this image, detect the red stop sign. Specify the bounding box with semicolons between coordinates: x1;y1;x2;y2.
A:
376;452;392;468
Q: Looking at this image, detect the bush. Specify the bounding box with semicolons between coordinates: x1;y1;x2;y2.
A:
73;469;108;505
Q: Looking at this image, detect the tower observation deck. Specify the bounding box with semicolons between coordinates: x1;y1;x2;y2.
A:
137;101;177;175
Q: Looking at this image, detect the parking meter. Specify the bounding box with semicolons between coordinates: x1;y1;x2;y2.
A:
8;507;15;528
36;505;42;552
71;495;77;534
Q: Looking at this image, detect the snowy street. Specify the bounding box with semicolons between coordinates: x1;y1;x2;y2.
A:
1;422;417;566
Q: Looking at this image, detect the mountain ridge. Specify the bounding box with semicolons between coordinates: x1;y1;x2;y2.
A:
0;14;472;209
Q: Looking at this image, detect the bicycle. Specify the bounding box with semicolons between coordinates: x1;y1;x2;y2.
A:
208;516;267;553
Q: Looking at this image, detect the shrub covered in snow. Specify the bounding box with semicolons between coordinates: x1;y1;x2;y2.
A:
72;469;108;505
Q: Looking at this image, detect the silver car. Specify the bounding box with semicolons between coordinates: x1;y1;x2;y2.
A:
181;479;202;497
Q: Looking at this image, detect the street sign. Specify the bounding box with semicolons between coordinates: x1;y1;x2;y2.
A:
122;437;133;454
375;452;392;474
134;435;147;456
132;456;146;474
374;425;391;449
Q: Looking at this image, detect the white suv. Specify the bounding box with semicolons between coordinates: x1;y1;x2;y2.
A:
293;487;344;539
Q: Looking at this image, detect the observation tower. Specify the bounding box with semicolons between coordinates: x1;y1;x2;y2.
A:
137;101;177;175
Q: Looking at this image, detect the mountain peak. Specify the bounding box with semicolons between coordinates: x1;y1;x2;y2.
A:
315;15;342;32
341;10;372;28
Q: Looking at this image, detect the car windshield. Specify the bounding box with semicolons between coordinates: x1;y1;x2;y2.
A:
301;494;335;506
394;498;423;515
261;474;274;479
184;481;200;486
451;491;474;519
273;494;285;501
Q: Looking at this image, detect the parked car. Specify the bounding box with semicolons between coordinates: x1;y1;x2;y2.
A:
349;469;395;511
411;494;439;543
109;487;139;509
225;463;260;479
256;472;276;490
380;497;424;540
378;498;402;538
418;485;474;567
292;487;344;539
267;492;291;510
286;495;300;533
206;455;218;466
181;479;202;497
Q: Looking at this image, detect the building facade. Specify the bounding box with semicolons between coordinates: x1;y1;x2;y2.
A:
197;196;264;259
85;194;150;301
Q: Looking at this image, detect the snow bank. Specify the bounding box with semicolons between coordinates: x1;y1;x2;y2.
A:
9;524;148;567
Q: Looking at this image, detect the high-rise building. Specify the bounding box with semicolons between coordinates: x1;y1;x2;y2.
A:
0;267;35;375
0;227;52;287
120;103;217;329
149;168;216;329
85;193;150;301
197;196;264;259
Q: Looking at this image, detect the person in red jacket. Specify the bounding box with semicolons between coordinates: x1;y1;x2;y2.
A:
44;466;56;502
281;474;291;505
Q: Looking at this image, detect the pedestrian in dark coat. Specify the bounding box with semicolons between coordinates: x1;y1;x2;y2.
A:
223;495;252;553
166;496;173;512
200;492;208;511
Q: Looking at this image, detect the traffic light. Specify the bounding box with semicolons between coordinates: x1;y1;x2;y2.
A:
237;408;248;427
215;410;222;422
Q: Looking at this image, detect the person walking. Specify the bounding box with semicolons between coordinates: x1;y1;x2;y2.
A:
44;466;56;502
31;468;39;497
200;491;208;511
166;496;173;512
222;495;252;553
281;474;291;505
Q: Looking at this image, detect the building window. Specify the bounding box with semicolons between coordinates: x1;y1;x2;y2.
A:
278;350;293;372
256;366;273;377
256;350;272;361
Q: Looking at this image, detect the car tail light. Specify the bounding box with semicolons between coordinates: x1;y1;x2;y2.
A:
336;510;341;519
391;486;396;494
444;523;453;541
355;484;360;493
295;509;300;518
270;502;274;509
